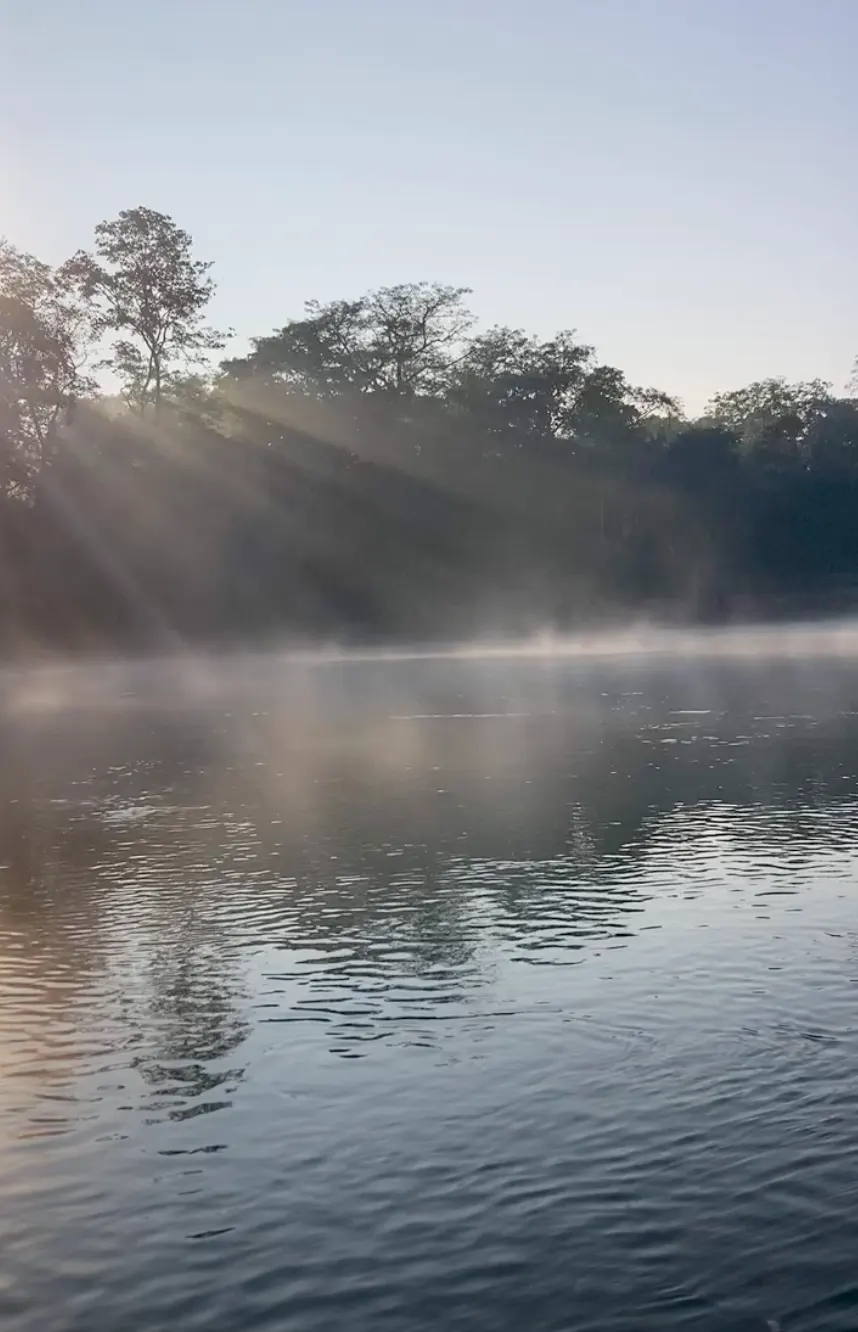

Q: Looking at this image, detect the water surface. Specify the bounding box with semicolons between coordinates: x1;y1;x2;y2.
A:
2;647;858;1331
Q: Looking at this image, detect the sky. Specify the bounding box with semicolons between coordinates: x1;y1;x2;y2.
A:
2;0;858;412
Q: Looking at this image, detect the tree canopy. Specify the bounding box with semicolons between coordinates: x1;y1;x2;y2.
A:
1;203;857;655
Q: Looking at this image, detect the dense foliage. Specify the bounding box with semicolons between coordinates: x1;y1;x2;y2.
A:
2;206;857;655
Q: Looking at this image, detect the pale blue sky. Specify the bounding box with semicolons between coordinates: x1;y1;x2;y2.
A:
2;0;857;410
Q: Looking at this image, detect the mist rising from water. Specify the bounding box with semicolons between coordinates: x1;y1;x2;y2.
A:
4;615;858;719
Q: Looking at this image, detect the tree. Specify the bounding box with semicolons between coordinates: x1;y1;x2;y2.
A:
364;282;473;396
449;326;678;461
66;207;223;413
223;282;473;399
0;241;95;497
449;327;593;445
706;377;834;462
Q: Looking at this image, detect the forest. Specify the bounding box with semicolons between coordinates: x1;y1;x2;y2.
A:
2;204;858;656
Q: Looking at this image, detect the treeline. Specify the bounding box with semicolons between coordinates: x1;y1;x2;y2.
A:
2;205;858;656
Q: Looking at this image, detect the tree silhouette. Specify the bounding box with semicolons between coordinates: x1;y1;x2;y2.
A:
65;207;223;413
0;242;95;497
2;202;858;652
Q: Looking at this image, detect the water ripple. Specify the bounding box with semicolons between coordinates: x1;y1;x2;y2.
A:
2;655;858;1330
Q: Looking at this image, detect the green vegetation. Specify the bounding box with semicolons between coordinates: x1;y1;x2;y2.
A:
2;205;858;653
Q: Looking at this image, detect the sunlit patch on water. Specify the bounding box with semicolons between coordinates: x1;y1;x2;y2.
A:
99;804;162;825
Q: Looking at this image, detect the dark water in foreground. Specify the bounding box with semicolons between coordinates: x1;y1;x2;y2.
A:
3;645;858;1331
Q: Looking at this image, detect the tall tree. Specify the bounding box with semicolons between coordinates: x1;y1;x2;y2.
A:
0;241;94;497
66;207;223;412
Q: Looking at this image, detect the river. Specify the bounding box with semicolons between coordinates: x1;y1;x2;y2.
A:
2;639;858;1331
